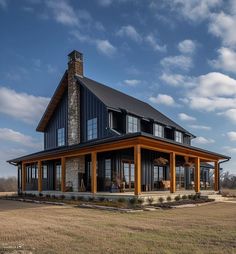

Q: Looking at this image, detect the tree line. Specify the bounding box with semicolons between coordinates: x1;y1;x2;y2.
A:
0;177;17;192
220;171;236;189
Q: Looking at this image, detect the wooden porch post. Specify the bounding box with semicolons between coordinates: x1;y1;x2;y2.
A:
170;152;176;193
61;157;66;192
214;161;219;192
38;161;42;192
91;152;97;194
134;145;141;195
22;163;26;192
194;157;200;193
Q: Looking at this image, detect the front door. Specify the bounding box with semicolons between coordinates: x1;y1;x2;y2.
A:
122;161;134;191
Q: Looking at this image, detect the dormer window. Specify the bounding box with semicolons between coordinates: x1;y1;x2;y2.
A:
57;128;65;146
127;115;138;133
175;131;183;143
154;124;164;138
87;117;97;140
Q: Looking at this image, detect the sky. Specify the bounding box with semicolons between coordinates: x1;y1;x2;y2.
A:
0;0;236;177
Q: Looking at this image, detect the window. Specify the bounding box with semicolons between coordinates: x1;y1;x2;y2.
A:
32;165;36;179
127;115;138;133
43;165;47;179
56;164;61;191
105;159;111;180
26;165;31;183
87;118;97;140
154;124;164;137
57;128;65;146
175;131;183;143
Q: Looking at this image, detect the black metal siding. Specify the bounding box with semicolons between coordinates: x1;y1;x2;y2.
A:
44;90;68;149
80;84;113;143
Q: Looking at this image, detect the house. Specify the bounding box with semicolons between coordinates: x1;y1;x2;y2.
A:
8;50;230;197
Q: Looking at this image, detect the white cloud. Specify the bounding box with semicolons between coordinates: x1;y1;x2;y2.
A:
46;0;79;26
227;131;236;141
97;0;112;6
0;128;42;149
117;25;142;42
209;12;236;48
210;47;236;73
160;72;194;87
149;94;175;106
0;86;49;124
188;125;211;131
96;39;116;56
192;136;215;145
161;55;193;71
220;109;236;123
190;72;236;98
123;79;141;87
178;39;196;54
178;113;196;121
167;0;222;22
145;34;166;52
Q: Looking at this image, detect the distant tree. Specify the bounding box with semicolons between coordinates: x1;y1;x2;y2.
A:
0;177;17;192
220;171;236;189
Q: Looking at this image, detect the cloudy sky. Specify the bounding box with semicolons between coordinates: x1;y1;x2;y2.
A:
0;0;236;177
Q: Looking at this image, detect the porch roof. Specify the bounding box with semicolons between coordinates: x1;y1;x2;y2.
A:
7;132;230;164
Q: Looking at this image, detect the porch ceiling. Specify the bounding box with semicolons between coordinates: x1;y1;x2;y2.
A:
8;132;230;164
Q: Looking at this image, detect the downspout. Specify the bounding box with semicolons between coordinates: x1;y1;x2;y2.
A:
218;158;230;193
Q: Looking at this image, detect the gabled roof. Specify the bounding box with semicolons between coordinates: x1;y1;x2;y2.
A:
36;71;68;132
77;76;194;136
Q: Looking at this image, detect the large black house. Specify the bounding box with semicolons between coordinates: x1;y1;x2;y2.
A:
8;50;230;196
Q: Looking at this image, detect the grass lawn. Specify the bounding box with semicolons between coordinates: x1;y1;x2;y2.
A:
0;200;235;254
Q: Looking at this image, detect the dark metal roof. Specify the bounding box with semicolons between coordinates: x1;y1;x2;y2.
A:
8;132;230;164
77;76;195;137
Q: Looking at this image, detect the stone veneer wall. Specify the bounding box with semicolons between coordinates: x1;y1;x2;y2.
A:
65;156;85;192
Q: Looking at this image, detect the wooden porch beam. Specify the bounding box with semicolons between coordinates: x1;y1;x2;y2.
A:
22;163;26;192
134;145;141;195
38;161;42;192
61;157;66;192
170;152;176;193
194;157;200;193
214;161;219;192
91;152;97;194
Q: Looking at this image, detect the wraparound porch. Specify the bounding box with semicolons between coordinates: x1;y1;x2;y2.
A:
18;135;224;196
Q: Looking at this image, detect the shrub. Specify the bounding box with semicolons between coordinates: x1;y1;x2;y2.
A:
71;195;75;200
88;196;95;202
117;197;126;203
99;197;105;202
129;197;138;205
182;195;187;200
137;197;144;205
159;197;164;203
59;194;65;200
166;196;172;202
188;194;193;200
52;195;57;199
38;192;43;197
192;194;198;200
174;195;181;201
147;196;154;205
46;194;51;199
196;193;201;199
77;196;84;201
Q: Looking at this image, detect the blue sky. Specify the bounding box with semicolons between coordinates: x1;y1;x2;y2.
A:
0;0;236;177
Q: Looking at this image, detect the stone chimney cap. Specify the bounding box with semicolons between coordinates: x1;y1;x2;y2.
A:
68;50;83;63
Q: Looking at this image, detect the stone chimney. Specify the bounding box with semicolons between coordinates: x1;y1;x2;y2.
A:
67;50;83;145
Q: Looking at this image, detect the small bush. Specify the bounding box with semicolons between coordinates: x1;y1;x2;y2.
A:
192;194;198;200
196;193;201;199
59;194;65;200
39;193;43;197
71;195;76;200
99;197;105;202
137;197;144;205
117;197;126;203
174;195;181;201
77;196;84;201
188;194;193;199
88;196;95;202
147;196;154;205
52;195;57;199
166;196;172;202
182;195;187;200
46;194;51;199
159;197;164;203
129;197;138;205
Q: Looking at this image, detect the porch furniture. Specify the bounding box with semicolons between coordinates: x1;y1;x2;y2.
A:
160;180;170;190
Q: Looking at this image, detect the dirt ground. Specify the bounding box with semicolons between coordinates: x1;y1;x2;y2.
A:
0;200;235;254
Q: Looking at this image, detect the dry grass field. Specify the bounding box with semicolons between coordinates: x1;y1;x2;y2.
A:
0;200;235;254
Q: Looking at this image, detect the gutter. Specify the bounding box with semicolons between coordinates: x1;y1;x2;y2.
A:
218;158;230;193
